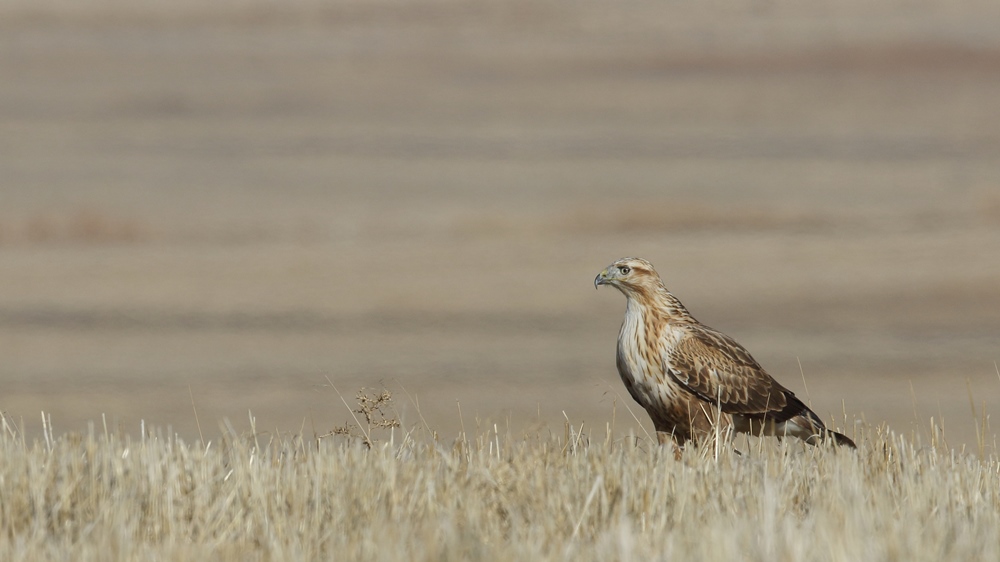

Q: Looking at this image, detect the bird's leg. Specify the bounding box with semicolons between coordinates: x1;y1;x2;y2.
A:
656;431;683;460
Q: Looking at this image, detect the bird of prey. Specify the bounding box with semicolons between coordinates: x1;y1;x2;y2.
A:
595;257;855;449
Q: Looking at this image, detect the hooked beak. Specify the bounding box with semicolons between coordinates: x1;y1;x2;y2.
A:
594;269;609;289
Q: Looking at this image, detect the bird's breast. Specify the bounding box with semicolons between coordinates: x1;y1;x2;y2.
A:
616;307;684;408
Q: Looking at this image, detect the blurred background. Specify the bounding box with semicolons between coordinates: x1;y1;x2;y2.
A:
2;0;999;450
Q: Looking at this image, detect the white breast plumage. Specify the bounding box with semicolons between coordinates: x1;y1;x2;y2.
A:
616;299;682;407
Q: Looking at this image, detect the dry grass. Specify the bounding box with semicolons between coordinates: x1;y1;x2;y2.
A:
2;401;999;562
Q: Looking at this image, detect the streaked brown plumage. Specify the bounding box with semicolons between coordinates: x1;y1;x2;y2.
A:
595;257;855;449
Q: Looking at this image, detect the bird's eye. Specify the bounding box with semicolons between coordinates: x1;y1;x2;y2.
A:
619;266;631;274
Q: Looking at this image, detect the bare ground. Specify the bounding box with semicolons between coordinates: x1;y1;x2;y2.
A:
1;0;999;449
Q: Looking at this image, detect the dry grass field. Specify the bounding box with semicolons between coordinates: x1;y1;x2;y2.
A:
2;397;999;561
1;4;1000;555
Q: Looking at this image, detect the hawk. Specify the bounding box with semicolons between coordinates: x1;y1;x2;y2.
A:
595;257;855;449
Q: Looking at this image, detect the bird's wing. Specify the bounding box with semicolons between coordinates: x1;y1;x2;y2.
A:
664;326;791;415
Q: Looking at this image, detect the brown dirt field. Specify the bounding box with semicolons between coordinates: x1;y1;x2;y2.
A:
1;0;999;450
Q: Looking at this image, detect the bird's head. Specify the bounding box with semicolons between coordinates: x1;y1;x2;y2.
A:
594;257;664;297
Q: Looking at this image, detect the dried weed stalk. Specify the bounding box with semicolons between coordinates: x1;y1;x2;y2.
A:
324;387;400;448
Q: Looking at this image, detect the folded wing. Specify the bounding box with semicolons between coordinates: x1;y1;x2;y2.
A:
665;327;797;418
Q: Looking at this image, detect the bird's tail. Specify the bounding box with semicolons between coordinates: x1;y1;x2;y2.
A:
789;402;856;449
820;429;857;449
